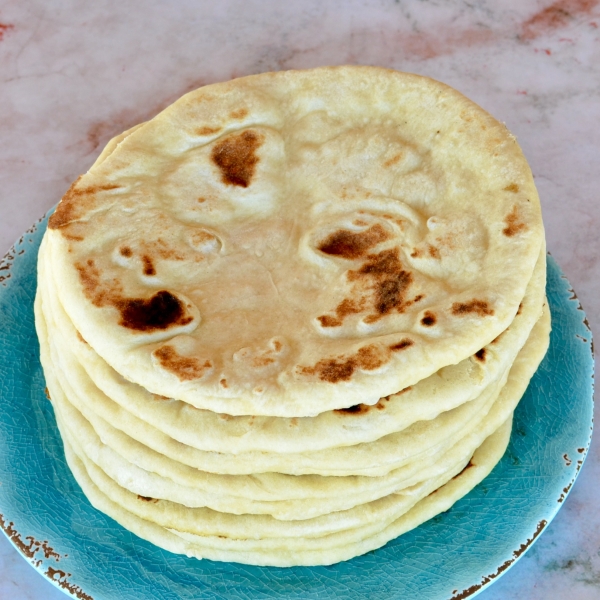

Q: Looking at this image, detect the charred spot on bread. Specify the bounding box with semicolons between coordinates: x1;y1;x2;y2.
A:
211;130;263;187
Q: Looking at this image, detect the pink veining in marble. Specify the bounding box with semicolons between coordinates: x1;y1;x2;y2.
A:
0;12;13;42
521;0;599;40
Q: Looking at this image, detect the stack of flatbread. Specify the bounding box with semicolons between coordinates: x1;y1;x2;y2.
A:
35;67;549;566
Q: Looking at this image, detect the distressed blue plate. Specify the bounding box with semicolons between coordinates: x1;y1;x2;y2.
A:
0;216;593;600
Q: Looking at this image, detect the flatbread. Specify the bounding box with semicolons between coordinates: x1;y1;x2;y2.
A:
44;66;544;417
34;67;550;567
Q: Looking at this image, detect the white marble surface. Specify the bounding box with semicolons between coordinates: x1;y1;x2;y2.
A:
0;0;598;598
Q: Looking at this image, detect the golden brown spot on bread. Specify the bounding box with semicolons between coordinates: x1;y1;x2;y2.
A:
428;245;441;259
197;197;206;203
300;344;385;383
137;495;159;503
318;224;389;260
491;324;510;344
351;248;414;317
336;394;395;415
452;459;475;480
321;247;418;327
517;302;523;315
119;246;133;257
421;311;437;326
452;299;494;317
317;315;343;327
220;378;228;388
189;229;220;251
362;314;381;324
272;340;282;352
75;259;106;305
149;239;185;261
44;387;51;400
475;348;487;362
337;298;365;317
503;206;527;237
230;108;248;119
196;126;222;136
460;110;474;123
117;292;193;331
48;177;83;229
252;356;275;367
142;255;156;276
154;394;171;401
504;183;519;193
211;130;262;187
318;298;366;328
383;153;403;167
290;417;299;427
48;178;121;230
76;331;88;345
75;259;195;331
335;404;371;415
153;345;212;381
389;338;414;351
412;245;440;259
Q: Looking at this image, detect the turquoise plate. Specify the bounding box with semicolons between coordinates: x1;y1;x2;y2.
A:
0;216;594;600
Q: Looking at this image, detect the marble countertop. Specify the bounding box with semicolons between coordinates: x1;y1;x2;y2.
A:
0;0;598;598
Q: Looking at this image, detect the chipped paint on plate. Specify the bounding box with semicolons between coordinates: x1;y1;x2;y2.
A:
0;216;594;600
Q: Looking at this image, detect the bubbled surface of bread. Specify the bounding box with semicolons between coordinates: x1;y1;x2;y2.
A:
45;66;544;417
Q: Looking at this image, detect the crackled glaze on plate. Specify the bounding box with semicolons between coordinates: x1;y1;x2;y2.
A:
0;216;593;600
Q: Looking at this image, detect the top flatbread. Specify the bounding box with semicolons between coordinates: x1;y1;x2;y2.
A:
44;66;544;416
